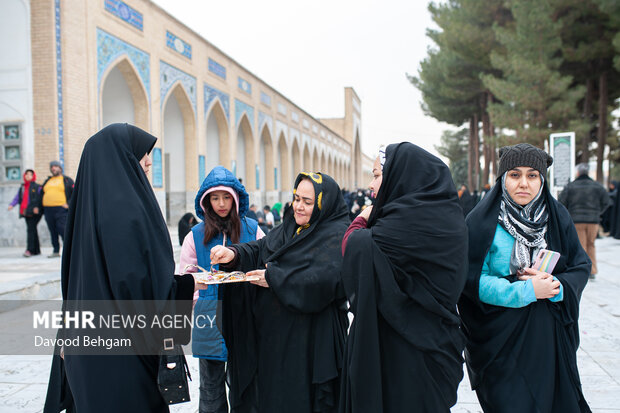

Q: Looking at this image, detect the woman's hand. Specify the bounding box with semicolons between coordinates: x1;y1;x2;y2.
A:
518;267;560;299
358;205;373;221
248;269;269;288
210;245;234;265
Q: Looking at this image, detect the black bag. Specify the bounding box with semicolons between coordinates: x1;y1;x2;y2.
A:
157;338;192;405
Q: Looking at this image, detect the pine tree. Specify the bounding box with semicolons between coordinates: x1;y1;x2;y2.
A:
482;0;585;148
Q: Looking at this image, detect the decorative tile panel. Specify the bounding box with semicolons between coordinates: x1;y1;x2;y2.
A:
258;111;272;135
166;31;192;59
208;58;226;79
97;28;150;99
312;125;318;134
260;92;271;106
238;77;252;94
320;130;325;138
277;103;287;115
291;111;299;123
160;61;196;113
199;155;205;182
204;84;229;120
152;148;162;187
104;0;143;31
302;119;310;130
235;99;254;131
55;0;64;166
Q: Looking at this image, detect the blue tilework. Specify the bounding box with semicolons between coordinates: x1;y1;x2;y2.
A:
208;58;226;79
97;28;150;99
55;0;64;167
258;111;272;134
260;92;271;106
160;61;196;114
199;155;205;182
204;84;230;120
235;99;254;132
104;0;143;31
152;148;163;188
166;31;192;59
238;77;251;94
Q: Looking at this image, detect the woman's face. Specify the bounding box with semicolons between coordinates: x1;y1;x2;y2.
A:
368;156;383;198
209;190;234;218
505;167;542;206
24;171;33;181
139;153;152;174
293;179;315;226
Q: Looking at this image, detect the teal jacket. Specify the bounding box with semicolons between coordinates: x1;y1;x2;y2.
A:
479;224;564;308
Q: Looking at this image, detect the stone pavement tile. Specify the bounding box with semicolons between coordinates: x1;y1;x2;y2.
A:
586;351;620;380
451;406;483;413
0;356;51;385
0;384;48;413
578;349;613;376
581;375;620;410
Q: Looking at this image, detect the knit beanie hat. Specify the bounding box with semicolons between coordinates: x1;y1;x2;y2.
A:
49;160;62;170
497;143;553;178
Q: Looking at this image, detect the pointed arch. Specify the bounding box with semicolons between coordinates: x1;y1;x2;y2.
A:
303;143;311;173
291;139;301;186
205;99;230;171
259;125;274;191
100;56;149;130
236;114;255;189
277;132;290;192
353;130;361;189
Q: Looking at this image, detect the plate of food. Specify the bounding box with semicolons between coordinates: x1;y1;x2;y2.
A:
184;265;261;285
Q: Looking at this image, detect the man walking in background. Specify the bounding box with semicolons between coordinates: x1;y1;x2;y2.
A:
42;161;74;258
559;163;611;279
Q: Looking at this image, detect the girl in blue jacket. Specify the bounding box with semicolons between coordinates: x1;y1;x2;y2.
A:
179;166;264;413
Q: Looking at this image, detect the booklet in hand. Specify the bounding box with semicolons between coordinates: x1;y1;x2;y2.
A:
531;249;560;274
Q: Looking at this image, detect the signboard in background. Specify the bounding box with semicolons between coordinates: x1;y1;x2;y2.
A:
198;155;205;183
152;148;163;188
549;132;575;199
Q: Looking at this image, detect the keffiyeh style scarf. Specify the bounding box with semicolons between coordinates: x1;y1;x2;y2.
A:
498;174;548;273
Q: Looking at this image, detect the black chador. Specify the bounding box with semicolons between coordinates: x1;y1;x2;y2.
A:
221;173;349;413
459;183;591;412
340;143;468;412
44;124;194;413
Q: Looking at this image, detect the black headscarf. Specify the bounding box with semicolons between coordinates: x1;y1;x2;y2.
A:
222;172;350;412
341;143;468;412
459;179;592;412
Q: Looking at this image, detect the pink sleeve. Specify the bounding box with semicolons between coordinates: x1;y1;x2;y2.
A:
178;232;198;273
342;216;368;256
256;226;266;240
178;232;200;306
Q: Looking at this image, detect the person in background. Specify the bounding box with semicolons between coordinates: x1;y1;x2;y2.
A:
559;163;611;280
603;181;618;238
458;184;475;217
459;143;591;412
246;204;258;221
178;166;263;413
7;169;43;257
42;160;74;258
271;202;282;226
263;205;274;229
178;212;197;247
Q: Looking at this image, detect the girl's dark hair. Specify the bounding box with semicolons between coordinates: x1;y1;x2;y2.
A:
202;192;241;245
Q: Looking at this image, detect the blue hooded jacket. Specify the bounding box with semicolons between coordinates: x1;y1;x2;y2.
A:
191;166;258;360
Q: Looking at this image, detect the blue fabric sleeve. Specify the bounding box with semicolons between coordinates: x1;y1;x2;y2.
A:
479;252;538;308
548;276;564;302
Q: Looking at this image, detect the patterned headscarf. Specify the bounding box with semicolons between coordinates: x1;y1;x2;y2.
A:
498;173;548;273
378;146;386;170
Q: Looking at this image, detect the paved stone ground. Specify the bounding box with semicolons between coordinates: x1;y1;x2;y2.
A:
1;238;619;412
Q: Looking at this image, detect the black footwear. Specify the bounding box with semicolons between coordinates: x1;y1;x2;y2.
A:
589;273;596;280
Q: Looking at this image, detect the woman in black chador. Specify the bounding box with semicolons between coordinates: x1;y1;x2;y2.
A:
339;142;468;412
459;143;591;412
43;123;203;413
210;172;350;413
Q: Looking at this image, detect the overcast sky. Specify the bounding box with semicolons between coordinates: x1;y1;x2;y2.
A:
152;0;452;158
